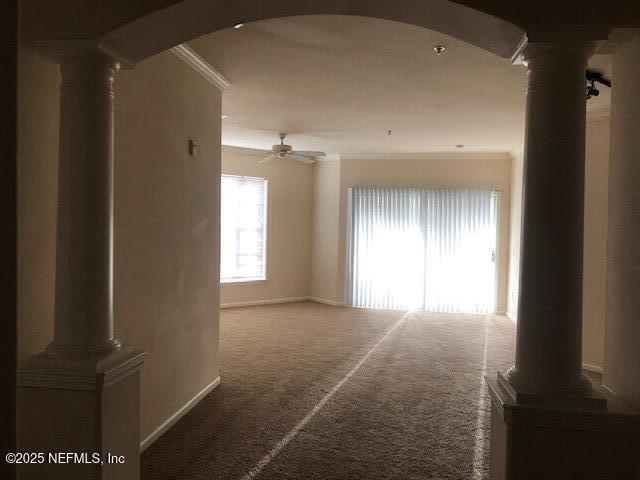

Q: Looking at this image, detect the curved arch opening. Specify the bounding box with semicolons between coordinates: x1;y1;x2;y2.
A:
101;0;525;62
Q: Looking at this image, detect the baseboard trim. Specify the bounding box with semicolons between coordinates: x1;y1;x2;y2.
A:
140;376;221;452
308;297;346;307
220;297;308;309
582;363;604;375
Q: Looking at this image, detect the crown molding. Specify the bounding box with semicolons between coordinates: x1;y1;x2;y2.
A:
314;153;341;163
338;152;512;161
170;44;230;90
509;145;525;159
510;35;528;65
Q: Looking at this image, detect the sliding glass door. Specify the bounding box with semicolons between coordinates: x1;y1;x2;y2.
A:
347;187;498;314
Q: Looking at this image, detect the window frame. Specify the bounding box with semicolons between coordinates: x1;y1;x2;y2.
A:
220;173;269;284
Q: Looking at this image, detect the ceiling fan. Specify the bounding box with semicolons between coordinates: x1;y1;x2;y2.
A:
259;133;326;164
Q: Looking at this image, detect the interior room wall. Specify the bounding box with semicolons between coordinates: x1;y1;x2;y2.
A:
335;154;513;312
310;157;342;304
220;146;313;306
17;47;59;358
4;2;19;470
17;47;223;446
507;115;611;371
114;51;222;443
604;35;640;409
582;116;610;372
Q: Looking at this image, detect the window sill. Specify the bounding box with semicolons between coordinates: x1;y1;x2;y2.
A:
220;278;268;286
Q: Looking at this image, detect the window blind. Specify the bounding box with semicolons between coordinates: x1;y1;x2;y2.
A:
347;187;498;313
220;175;267;283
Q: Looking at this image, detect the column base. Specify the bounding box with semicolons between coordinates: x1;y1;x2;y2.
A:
18;345;145;480
486;372;640;480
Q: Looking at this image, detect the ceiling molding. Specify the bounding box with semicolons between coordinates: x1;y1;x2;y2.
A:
509;146;525;159
170;44;231;90
222;146;511;161
338;152;512;161
510;35;528;66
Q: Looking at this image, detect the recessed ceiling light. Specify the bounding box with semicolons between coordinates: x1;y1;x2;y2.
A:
233;23;244;30
221;113;230;120
433;45;446;55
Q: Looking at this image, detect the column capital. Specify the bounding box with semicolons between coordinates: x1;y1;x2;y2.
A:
521;41;597;63
30;38;134;69
512;35;601;66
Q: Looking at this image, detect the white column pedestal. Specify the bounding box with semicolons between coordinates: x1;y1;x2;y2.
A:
18;348;144;480
486;375;640;480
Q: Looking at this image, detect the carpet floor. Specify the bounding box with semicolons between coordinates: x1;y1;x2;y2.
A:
141;301;516;480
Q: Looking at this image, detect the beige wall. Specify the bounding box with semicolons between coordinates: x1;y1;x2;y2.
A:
582;117;610;371
310;158;342;302
114;51;222;442
17;48;223;445
17;47;59;358
507;116;612;371
334;154;513;311
604;35;640;409
220;146;313;305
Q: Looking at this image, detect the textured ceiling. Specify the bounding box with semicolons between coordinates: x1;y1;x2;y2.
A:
190;15;611;155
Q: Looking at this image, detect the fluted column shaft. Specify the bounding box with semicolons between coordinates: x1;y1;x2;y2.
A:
507;42;594;396
47;49;121;356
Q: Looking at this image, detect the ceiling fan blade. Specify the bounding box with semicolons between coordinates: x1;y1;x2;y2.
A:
293;150;326;157
289;154;315;164
259;154;276;164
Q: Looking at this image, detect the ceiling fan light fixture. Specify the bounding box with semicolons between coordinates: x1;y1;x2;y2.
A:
433;45;446;55
260;132;326;165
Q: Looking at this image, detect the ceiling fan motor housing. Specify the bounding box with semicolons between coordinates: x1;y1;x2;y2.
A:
273;143;293;157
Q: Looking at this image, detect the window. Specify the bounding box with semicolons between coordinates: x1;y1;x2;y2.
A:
347;187;498;313
220;175;267;283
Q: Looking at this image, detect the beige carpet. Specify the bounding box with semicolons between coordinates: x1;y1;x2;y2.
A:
141;301;516;479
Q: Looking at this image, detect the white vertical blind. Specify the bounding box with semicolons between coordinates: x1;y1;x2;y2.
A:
220;175;267;282
347;187;498;313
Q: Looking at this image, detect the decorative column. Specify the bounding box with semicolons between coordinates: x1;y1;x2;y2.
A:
47;47;122;357
505;41;594;398
18;42;144;480
486;39;640;480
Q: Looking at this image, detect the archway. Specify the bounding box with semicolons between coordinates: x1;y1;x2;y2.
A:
17;1;637;479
